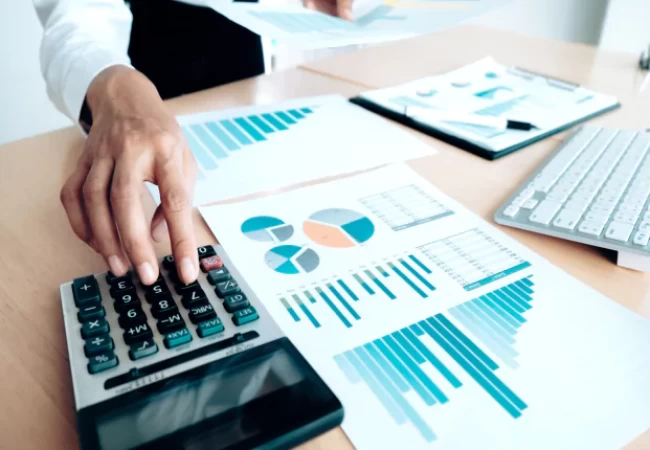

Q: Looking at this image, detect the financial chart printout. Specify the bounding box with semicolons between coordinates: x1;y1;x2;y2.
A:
201;164;650;449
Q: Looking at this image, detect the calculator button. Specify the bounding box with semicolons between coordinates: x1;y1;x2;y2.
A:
197;246;216;259
118;307;147;329
188;302;217;324
215;279;240;298
157;312;185;334
129;339;159;361
151;298;179;319
207;267;230;285
123;323;153;345
181;287;208;308
175;280;200;295
78;304;106;323
162;255;175;271
87;351;118;374
81;319;110;339
197;318;225;338
164;327;193;349
223;293;249;313
110;277;136;298
200;256;223;273
73;276;101;306
113;291;141;313
84;335;114;357
232;306;259;326
106;271;132;284
145;281;171;303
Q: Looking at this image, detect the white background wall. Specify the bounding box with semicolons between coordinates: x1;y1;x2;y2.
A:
0;0;644;146
0;1;70;146
599;0;650;53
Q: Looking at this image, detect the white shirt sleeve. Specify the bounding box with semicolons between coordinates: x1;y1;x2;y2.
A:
33;0;134;122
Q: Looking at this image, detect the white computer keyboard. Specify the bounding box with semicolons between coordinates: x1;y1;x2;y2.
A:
495;126;650;271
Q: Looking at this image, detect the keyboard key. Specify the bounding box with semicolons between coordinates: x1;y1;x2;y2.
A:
164;327;193;349
223;293;249;313
188;302;217;324
84;334;114;357
613;212;638;225
157;312;185;333
73;276;101;306
633;232;650;246
638;221;650;233
605;222;634;242
175;280;200;295
503;205;519;217
118;307;147;329
521;199;538;210
552;208;582;230
145;281;171;303
215;279;240;298
232;307;259;326
113;291;140;313
81;318;110;339
78;304;105;323
87;351;118;374
207;267;230;285
197;318;224;338
578;220;605;236
197;246;216;259
129;339;159;361
200;255;224;273
182;287;208;308
123;323;153;345
162;255;175;271
110;277;135;298
529;200;562;225
151;298;179;319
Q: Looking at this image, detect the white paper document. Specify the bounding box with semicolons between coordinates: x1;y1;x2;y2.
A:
198;0;508;48
358;57;620;156
201;164;650;449
148;95;435;205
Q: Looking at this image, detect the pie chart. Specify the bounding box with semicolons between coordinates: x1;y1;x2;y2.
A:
241;216;294;242
265;245;320;275
303;208;375;248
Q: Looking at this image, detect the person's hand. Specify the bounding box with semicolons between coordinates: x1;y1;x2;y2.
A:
304;0;352;20
60;66;199;285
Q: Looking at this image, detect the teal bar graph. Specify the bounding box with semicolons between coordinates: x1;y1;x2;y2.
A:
388;262;428;298
353;273;375;295
335;309;526;443
364;269;396;300
292;294;320;328
183;105;316;174
337;279;358;301
280;297;299;322
316;286;351;328
448;277;534;368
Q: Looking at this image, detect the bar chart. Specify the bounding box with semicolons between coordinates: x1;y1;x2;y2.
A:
448;276;534;368
418;227;531;291
334;313;527;443
360;184;454;231
182;106;314;178
278;254;435;328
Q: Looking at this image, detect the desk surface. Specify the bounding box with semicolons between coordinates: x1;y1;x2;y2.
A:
1;27;649;449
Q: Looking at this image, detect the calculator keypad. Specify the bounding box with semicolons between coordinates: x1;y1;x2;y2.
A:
73;246;260;376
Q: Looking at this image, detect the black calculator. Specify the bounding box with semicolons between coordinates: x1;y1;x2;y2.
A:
61;245;343;450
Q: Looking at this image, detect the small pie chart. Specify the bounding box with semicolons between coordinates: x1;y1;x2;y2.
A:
303;208;375;248
265;245;320;275
241;216;294;242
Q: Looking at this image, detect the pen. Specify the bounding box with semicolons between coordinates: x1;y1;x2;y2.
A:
404;106;539;131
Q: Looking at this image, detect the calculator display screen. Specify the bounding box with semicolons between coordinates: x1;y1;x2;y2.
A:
79;338;343;450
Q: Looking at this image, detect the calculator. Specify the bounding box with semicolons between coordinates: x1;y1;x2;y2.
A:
61;245;343;450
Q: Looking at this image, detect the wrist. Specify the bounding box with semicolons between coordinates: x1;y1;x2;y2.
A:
87;66;159;117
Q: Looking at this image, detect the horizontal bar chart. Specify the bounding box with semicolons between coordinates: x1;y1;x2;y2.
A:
334;311;527;443
418;227;531;291
278;253;435;329
182;106;314;176
449;276;535;368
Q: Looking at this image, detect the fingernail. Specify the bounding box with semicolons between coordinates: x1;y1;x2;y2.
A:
138;262;156;285
108;255;127;276
180;257;197;284
152;220;168;243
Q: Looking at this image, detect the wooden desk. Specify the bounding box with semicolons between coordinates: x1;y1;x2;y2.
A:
1;30;649;449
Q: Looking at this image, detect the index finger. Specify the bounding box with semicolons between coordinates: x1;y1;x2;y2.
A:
156;160;198;284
